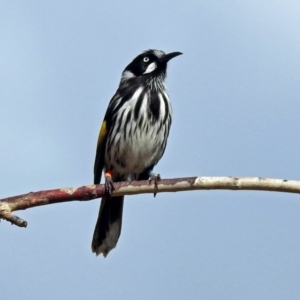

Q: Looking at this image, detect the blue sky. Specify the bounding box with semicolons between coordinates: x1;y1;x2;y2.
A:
1;1;300;299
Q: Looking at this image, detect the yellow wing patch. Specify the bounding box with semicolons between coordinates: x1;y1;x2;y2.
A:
97;121;108;147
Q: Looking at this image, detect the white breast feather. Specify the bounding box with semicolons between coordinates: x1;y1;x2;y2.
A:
107;87;171;177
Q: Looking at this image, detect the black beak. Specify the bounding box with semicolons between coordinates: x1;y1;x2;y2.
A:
159;51;183;63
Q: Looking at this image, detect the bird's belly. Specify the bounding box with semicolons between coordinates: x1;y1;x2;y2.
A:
108;126;165;177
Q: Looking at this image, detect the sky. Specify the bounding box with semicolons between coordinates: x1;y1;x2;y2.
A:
1;1;300;299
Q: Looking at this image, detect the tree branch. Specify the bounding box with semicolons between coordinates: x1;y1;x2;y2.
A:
1;176;299;227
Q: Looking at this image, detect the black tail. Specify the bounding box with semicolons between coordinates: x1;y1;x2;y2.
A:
91;196;124;257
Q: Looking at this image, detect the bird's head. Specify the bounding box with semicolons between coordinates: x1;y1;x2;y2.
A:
121;50;182;83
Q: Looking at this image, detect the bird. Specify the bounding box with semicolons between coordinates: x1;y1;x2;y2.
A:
92;49;182;257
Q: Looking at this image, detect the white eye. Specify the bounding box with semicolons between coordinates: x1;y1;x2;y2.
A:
143;57;149;62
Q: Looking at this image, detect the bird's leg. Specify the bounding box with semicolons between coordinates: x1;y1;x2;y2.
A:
148;171;161;197
105;170;115;195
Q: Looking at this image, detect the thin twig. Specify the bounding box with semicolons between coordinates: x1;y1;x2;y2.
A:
0;176;299;227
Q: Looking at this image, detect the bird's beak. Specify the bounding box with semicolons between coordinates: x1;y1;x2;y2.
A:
159;52;183;63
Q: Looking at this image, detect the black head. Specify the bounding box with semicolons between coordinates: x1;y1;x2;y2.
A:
122;49;182;80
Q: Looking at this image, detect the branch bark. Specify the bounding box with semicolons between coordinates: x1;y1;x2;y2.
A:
1;176;299;227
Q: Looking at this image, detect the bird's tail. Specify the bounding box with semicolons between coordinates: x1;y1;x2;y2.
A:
91;196;124;257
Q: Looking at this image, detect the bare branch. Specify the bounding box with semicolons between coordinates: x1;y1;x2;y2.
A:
1;176;299;227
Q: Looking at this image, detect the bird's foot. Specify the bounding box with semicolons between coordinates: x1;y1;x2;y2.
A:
148;172;161;197
105;171;115;195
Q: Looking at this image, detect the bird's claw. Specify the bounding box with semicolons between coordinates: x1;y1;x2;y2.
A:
105;176;115;195
148;172;161;197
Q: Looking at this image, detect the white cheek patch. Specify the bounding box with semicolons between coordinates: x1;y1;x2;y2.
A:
143;62;157;74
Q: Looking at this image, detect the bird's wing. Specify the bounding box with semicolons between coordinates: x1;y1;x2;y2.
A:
94;120;108;184
93;92;121;184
